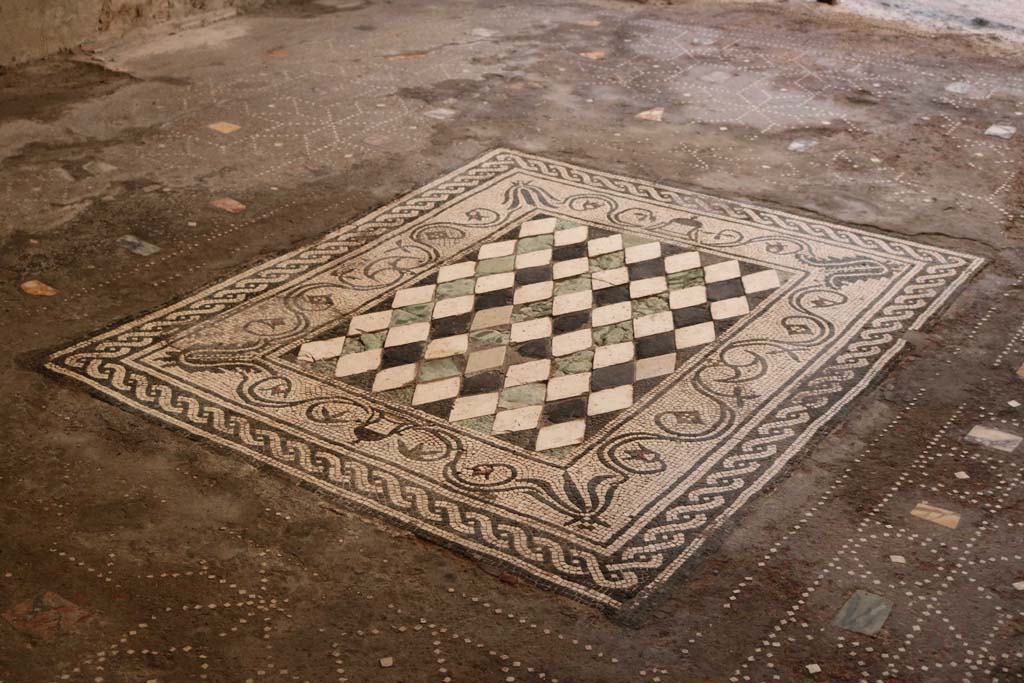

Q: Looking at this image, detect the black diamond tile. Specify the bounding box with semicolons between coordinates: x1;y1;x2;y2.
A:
430;312;472;338
706;279;745;302
417;397;457;420
475;288;515;310
380;342;426;369
738;260;767;276
515;338;552;360
627;259;665;280
414;271;439;286
552;243;587;261
543;396;588;424
515;265;553;285
591;362;635;390
635;331;676;359
672;305;712;328
553;310;591;334
336;369;377;392
497;428;540;451
714;317;742;337
593;283;631;307
462;370;504;395
632;376;664;401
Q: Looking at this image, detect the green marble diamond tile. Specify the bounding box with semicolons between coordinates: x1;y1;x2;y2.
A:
552;349;594;377
667;268;705;291
499;383;547;409
469;328;510;349
631;293;670;317
593;321;633;346
512;299;552;323
516;234;554;253
590;252;625;271
457;414;495;435
553;274;592;296
341;331;386;355
476;255;515;274
419;357;461;382
392;302;434;326
436;278;475;299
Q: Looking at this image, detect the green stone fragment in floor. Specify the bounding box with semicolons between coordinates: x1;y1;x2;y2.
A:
311;359;336;375
553;274;591;296
590;252;624;271
457;414;495;435
499;383;547;409
380;385;415;405
552;349;594;376
667;268;705;290
470;328;509;348
554;217;579;231
622;233;653;247
516;234;553;253
476;255;515;274
632;293;670;317
512;299;552;322
419;357;461;382
342;331;386;354
539;444;575;459
593;321;633;346
392;302;433;326
436;278;475;299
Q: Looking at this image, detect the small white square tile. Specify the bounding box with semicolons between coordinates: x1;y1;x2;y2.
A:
630;276;667;299
298;336;346;362
384;321;430;347
587;234;623;257
510;316;552;343
889;555;906;564
588;385;633;416
437;261;477;283
1014;581;1024;591
552;290;593;316
633;311;674;338
477;239;517;260
465;346;506;374
449;392;500;421
592;301;632;327
519;217;557;236
742;269;780;294
552;329;593;356
591;267;628;290
553;256;590;280
535;419;586;450
805;664;821;675
1009;400;1021;408
676;321;716;349
703;260;741;283
371;363;417;391
954;470;970;479
515;248;553;269
711;296;750;320
334;348;383;377
624;241;661;264
664;251;701;273
492;405;543;433
669;286;707;309
505;359;552;387
424;334;469;359
546;372;591;400
554;224;588;246
514;280;554;304
432;294;475;319
412;376;461;405
392;284;436;308
475;271;515;294
594;341;634;369
635;353;676;380
349;310;393;334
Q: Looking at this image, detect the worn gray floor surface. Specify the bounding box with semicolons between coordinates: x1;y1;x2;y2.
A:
1;1;1023;681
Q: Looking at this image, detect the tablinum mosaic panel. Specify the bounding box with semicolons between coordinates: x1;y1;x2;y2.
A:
46;149;983;612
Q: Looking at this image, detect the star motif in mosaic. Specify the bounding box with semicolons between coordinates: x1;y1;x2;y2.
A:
298;217;781;453
47;149;982;614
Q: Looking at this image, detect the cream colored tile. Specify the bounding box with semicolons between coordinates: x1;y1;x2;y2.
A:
334;348;383;377
349;310;392;334
624;241;661;263
587;385;633;416
710;296;750;320
629;275;667;299
664;251;701;273
552;290;593;316
554;224;588;246
465;346;506;374
675;321;716;348
424;334;469;360
635;353;676;380
492;405;543;433
669;286;707;309
449;392;500;421
371;363;417;391
505;359;552;387
742;269;780;293
477;239;517;260
591;301;632;327
515;248;553;269
546;372;591;400
475;271;515;294
632;311;674;338
703;260;741;283
208;121;241;134
437;261;477;283
591;266;628;289
432;294;475;319
298;336;346;362
553;256;589;280
594;341;634;368
535;419;586;450
412;376;462;405
910;502;960;529
471;305;513;330
519;217;557;236
514;280;553;304
384;321;430;347
510;316;552;343
392;284;436;308
552;329;593;356
588;234;623;257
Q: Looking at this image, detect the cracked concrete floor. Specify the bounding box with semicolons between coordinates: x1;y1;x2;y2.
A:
2;0;1024;681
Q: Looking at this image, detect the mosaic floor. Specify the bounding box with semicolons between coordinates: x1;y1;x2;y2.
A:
46;149;982;611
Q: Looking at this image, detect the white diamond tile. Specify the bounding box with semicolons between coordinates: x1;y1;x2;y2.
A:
449;392;500;421
588;385;633;416
546;372;591;400
514;281;554;304
703;260;741;283
587;234;623;257
635;353;677;380
384;321;430;347
437;261;477;283
510;316;552;343
554;224;588;246
592;301;632;327
625;241;661;264
552;329;593;356
372;363;418;391
519;217;557;236
298;336;346;362
432;295;475;319
711;296;750;320
553;256;589;280
552;290;593;316
392;284;436;308
535;419;587;450
475;272;515;294
676;321;716;349
477;239;517;260
669;286;707;309
742;269;780;293
629;275;667;299
515;248;553;269
594;341;634;369
334;348;383;377
633;311;674;338
505;359;552;387
664;251;701;273
492;405;544;433
591;267;629;290
424;334;469;360
349;310;393;334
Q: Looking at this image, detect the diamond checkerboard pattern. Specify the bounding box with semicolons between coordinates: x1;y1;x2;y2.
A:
297;216;782;453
